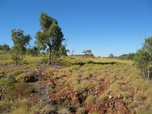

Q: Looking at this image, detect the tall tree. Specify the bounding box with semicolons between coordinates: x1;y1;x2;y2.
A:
35;12;64;64
11;29;31;64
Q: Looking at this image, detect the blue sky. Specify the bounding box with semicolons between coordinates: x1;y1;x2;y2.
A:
0;0;152;56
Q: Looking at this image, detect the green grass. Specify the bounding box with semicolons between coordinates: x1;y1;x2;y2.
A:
85;95;96;104
74;80;95;93
97;91;109;103
1;52;152;113
132;79;149;91
0;100;11;112
76;107;87;114
134;93;145;102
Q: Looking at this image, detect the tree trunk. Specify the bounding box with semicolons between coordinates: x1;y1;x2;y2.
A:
48;47;52;64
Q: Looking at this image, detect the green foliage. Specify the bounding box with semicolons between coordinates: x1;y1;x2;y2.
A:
14;83;35;97
36;12;64;63
51;45;68;62
57;107;71;114
134;36;152;78
137;104;152;114
11;99;29;114
43;68;54;76
97;91;109;103
74;80;95;93
134;93;145;102
86;95;96;104
39;104;56;114
11;69;23;76
11;29;31;64
26;46;39;56
1;44;10;52
76;107;87;114
119;53;136;60
0;100;11;112
132;79;148;91
82;49;92;55
0;75;16;100
108;53;114;58
0;75;16;90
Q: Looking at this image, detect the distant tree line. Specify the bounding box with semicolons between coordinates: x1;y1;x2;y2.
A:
118;53;136;60
106;53;136;60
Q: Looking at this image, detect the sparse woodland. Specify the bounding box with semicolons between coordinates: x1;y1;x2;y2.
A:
0;12;152;114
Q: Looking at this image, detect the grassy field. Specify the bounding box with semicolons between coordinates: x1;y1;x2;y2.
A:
0;52;152;114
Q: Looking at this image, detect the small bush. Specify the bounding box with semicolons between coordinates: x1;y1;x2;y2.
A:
97;92;108;103
92;111;99;114
128;102;137;109
38;58;48;64
132;79;148;91
11;53;22;65
74;80;95;93
57;107;71;114
76;107;87;114
0;75;16;99
0;100;11;112
11;107;29;114
136;104;152;114
14;83;35;97
43;68;54;76
134;93;145;102
11;99;29;114
39;104;56;114
11;70;23;76
86;95;96;104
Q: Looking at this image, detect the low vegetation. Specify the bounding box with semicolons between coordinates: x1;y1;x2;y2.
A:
0;50;152;114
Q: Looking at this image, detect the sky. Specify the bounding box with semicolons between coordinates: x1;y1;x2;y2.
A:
0;0;152;57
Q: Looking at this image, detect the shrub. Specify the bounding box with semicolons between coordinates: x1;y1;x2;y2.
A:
74;80;95;93
11;99;29;114
110;81;122;95
76;107;87;114
0;68;6;78
43;68;54;76
14;83;35;97
134;93;145;102
132;79;148;91
128;102;137;110
11;53;22;65
11;107;29;114
0;100;11;112
0;75;16;97
97;92;108;103
85;95;96;104
92;111;99;114
57;107;71;114
39;104;56;114
136;104;152;114
11;70;23;76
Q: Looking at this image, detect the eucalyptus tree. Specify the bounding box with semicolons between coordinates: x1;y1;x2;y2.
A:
11;29;31;64
35;12;64;64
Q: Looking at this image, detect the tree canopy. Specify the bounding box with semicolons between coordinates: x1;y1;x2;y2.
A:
11;29;31;64
35;12;64;64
